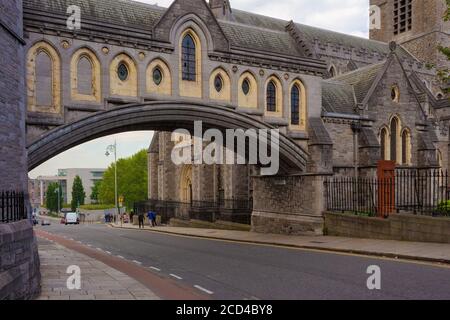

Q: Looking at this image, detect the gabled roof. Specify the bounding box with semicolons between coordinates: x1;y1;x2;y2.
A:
322;62;386;115
23;0;164;29
330;62;386;104
218;21;302;57
23;0;418;63
322;81;357;115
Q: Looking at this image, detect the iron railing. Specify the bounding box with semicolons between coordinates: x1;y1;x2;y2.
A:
134;198;253;225
1;191;27;223
325;169;450;217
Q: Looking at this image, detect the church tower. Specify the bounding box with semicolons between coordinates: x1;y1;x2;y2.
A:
370;0;449;70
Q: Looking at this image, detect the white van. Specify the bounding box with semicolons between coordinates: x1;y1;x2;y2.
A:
65;212;79;225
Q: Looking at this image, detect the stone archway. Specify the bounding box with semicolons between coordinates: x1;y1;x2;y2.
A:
180;165;193;204
27;101;309;174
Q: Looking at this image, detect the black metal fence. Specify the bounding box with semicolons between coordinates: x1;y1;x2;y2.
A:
134;198;253;225
325;169;450;217
1;191;27;223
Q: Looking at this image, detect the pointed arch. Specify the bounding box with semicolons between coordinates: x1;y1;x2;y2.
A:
328;64;337;78
26;41;61;114
180;165;193;204
401;128;411;165
209;67;231;102
147;58;172;96
110;53;138;97
238;71;258;109
380;127;390;161
179;28;202;98
71;47;101;102
389;115;402;164
265;75;283;116
290;79;307;130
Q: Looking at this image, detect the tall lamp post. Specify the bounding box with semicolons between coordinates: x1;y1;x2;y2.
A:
54;184;60;215
106;141;118;223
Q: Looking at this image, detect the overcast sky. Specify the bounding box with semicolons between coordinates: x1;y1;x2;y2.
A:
28;0;370;179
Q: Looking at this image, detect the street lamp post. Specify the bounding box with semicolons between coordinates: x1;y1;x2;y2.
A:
106;140;118;223
54;185;60;214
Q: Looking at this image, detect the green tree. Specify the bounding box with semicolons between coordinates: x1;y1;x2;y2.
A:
46;183;63;213
90;180;101;203
437;0;450;93
71;175;86;211
98;149;148;209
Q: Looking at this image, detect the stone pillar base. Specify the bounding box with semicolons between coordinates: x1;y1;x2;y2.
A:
251;211;324;236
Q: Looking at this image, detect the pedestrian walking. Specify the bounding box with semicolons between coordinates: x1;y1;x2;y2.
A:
151;211;157;227
138;212;144;229
147;210;154;227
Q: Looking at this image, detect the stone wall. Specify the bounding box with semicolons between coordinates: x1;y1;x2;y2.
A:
324;212;450;244
0;220;41;299
0;0;28;191
251;174;327;236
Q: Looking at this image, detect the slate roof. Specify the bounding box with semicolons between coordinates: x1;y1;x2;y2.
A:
322;62;386;115
218;21;302;56
23;0;165;29
322;81;356;115
308;118;333;145
23;0;412;61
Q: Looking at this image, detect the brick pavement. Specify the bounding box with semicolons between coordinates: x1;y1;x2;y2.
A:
36;238;160;300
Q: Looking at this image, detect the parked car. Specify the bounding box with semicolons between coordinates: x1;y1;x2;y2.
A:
65;212;79;225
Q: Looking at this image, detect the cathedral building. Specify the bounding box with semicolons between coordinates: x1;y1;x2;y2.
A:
21;0;450;232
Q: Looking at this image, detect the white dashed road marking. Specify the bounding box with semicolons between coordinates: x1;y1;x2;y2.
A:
133;260;142;265
105;251;112;255
170;274;183;280
117;255;124;259
194;285;214;295
149;266;161;271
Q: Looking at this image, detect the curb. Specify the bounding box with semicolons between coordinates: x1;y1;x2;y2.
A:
109;224;450;266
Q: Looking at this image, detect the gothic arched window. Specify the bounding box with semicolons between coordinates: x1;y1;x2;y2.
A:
401;129;411;165
35;50;53;106
77;56;93;95
182;34;196;81
390;117;399;163
329;65;337;78
291;84;300;125
266;81;277;112
381;128;388;160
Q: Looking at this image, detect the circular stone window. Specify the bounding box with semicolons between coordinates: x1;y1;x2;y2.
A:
153;67;163;86
117;62;129;81
214;75;223;92
242;78;250;95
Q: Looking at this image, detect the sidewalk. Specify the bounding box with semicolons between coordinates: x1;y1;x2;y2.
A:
36;237;160;300
111;223;450;264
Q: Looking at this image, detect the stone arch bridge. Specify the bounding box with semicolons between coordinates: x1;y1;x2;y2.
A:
27;100;309;174
27;100;327;235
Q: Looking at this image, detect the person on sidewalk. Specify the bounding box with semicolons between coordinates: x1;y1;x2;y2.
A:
138;212;144;229
146;210;153;228
151;211;157;227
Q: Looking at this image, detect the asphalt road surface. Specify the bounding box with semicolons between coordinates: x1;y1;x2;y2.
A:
35;223;450;300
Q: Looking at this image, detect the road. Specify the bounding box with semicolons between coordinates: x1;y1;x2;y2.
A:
35;223;450;300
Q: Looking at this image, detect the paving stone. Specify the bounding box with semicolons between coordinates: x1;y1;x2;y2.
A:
36;241;159;300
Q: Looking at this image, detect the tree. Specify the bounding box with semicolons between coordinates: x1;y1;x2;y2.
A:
437;0;450;94
90;180;101;203
71;175;86;211
98;149;148;209
46;183;63;213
